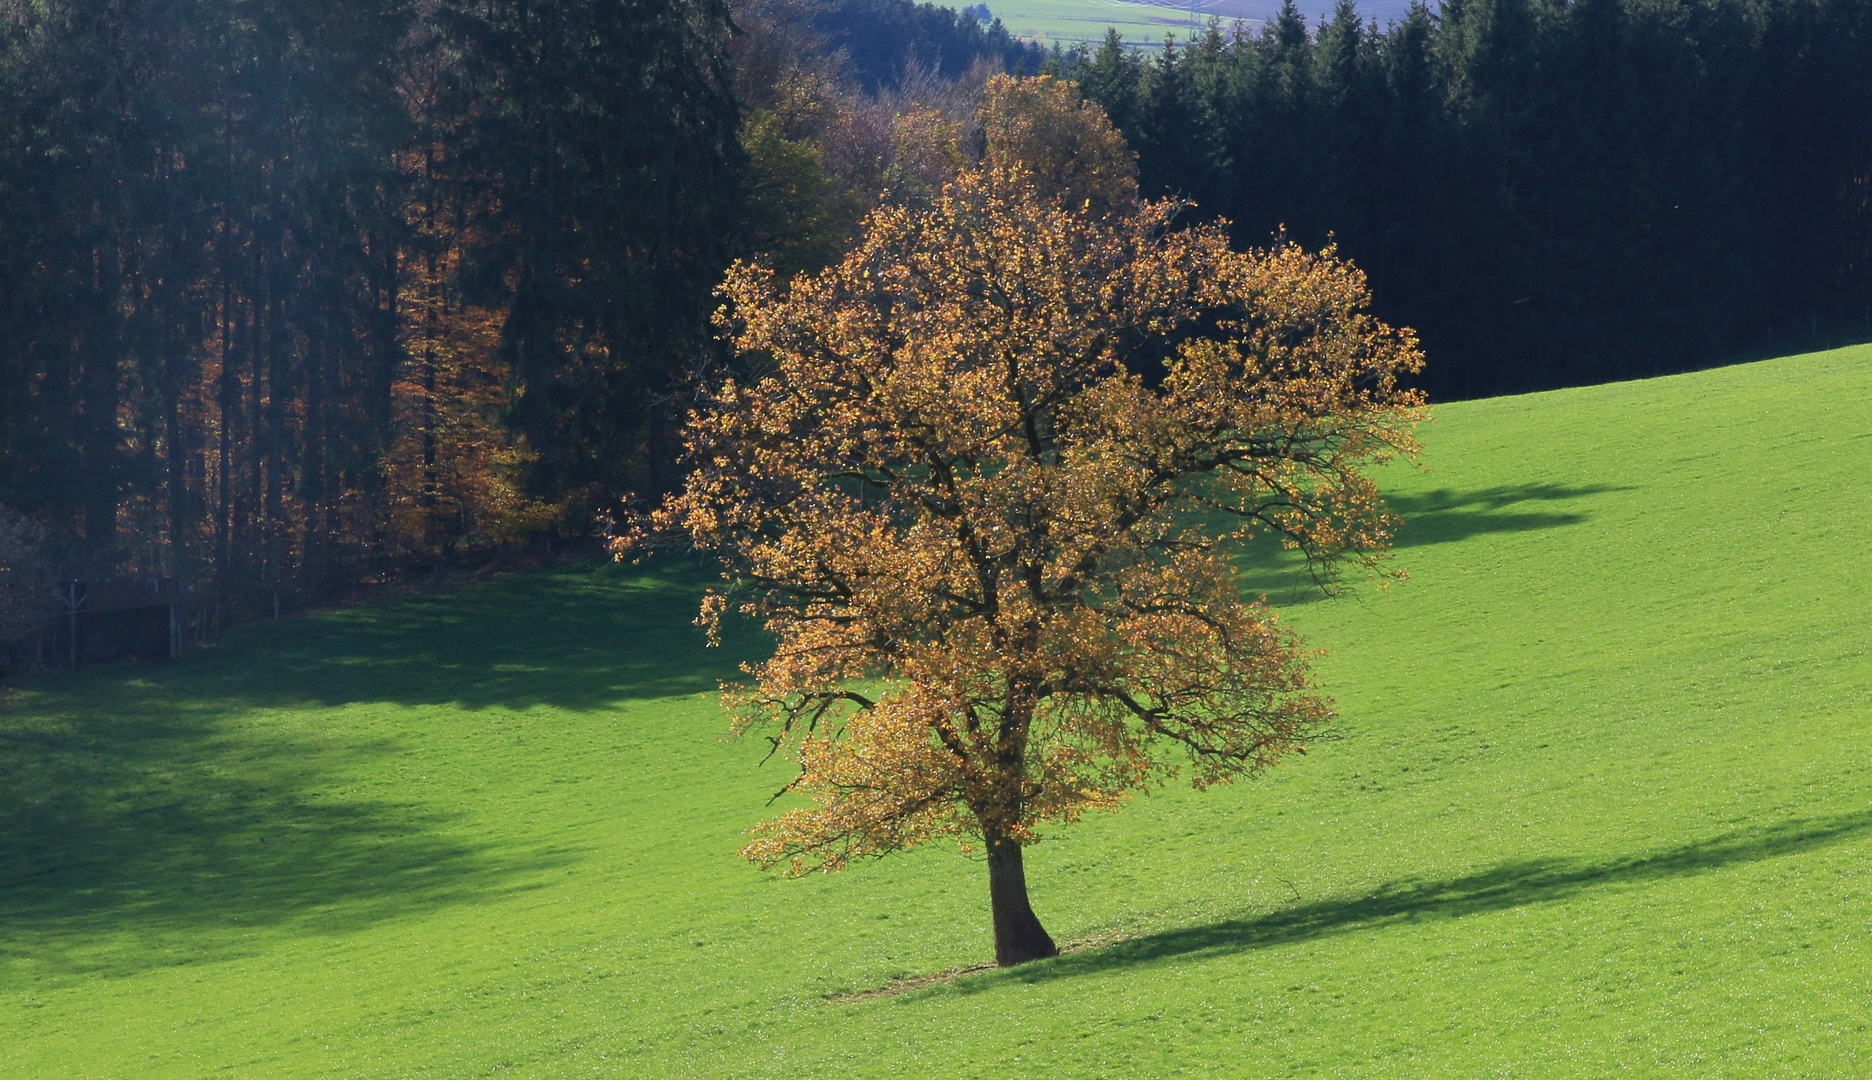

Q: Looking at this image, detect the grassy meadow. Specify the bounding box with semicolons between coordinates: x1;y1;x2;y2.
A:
3;344;1871;1076
982;0;1188;48
977;0;1419;48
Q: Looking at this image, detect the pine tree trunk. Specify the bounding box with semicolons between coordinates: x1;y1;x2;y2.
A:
987;836;1057;966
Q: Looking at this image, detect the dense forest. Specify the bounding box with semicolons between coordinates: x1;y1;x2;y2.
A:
814;0;1045;88
0;0;1867;624
1075;0;1872;397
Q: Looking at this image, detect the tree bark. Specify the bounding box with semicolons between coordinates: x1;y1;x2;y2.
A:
987;836;1057;966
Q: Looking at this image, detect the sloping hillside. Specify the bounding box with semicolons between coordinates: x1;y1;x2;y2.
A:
978;0;1420;48
3;345;1869;1077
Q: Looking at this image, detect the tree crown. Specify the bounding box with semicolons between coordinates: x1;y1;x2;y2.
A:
642;113;1424;874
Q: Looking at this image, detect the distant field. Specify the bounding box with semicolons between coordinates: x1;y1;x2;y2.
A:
990;0;1194;48
986;0;1417;46
4;344;1872;1076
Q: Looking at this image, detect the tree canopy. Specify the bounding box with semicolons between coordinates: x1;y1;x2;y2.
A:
5;0;1866;647
0;0;740;613
1073;0;1872;397
647;80;1425;965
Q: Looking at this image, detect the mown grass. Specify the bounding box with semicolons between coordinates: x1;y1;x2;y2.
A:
975;0;1188;48
979;0;1416;50
3;344;1871;1077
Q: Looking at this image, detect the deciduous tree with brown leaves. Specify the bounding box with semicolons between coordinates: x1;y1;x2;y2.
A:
640;81;1426;967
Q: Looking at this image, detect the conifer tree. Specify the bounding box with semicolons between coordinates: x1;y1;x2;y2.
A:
435;0;744;512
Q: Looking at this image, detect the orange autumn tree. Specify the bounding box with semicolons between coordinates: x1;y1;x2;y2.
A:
645;86;1426;967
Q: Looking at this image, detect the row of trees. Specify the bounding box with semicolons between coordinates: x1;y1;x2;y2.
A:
5;0;1870;605
0;0;1064;610
813;0;1045;89
1073;0;1872;396
0;0;747;606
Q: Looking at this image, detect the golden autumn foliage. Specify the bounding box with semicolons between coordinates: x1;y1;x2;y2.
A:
385;140;565;553
978;74;1138;215
639;82;1425;965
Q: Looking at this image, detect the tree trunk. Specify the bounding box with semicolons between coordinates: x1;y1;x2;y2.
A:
987;836;1057;966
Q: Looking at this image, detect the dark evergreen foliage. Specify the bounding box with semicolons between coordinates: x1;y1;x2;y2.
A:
2;0;1868;618
813;0;1045;89
434;0;745;507
0;0;740;604
1075;0;1872;398
0;0;414;592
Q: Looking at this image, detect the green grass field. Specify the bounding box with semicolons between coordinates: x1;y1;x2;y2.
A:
4;344;1871;1076
986;0;1192;48
978;0;1415;49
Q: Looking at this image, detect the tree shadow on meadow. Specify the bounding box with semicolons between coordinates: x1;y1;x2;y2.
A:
151;558;757;714
1236;482;1631;605
0;560;751;978
0;687;576;979
959;810;1872;993
1386;483;1631;548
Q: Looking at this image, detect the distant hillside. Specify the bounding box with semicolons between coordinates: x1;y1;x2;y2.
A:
961;0;1420;46
1139;0;1417;19
816;0;1422;62
814;0;1047;88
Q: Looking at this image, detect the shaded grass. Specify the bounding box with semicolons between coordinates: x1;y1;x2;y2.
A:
1233;481;1625;606
191;563;748;711
0;697;534;971
2;343;1871;1077
0;561;742;984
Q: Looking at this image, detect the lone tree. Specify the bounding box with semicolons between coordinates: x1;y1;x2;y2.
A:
643;82;1425;966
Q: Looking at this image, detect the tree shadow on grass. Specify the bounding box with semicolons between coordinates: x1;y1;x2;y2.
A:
1236;483;1632;605
0;686;572;982
955;810;1872;993
149;558;759;714
1386;483;1633;549
0;559;760;979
